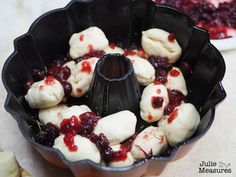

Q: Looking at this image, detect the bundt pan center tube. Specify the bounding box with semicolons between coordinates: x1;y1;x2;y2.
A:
89;54;141;116
2;0;226;177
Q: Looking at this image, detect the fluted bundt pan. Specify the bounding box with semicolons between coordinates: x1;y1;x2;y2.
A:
2;0;226;177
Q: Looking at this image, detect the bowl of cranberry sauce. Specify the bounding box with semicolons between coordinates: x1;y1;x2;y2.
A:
2;0;226;177
154;0;236;50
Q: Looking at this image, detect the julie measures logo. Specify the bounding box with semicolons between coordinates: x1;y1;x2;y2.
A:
199;161;232;174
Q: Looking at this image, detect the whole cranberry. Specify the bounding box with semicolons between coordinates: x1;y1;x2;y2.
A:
60;81;72;97
32;69;46;81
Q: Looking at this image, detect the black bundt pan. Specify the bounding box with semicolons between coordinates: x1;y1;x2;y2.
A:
2;0;226;176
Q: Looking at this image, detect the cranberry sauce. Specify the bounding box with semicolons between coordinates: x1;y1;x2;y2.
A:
78;112;100;136
151;96;164;108
168;33;176;42
89;133;136;165
34;123;60;147
76;50;105;61
60;116;80;135
124;44;148;59
167;108;179;124
154;0;236;39
32;68;46;81
64;133;78;152
148;56;173;84
164;89;186;115
120;134;137;152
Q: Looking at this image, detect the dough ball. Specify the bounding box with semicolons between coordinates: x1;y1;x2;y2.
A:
25;76;64;109
53;135;101;163
165;67;187;95
140;82;169;122
127;55;155;86
131;126;167;160
39;104;68;127
141;28;182;63
69;26;109;58
67;57;99;97
158;103;200;146
93;110;137;145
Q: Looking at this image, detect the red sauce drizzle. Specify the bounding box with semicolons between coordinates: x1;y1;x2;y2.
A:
167;108;179;124
148;113;153;120
112;151;128;162
156;89;161;94
44;76;55;85
124;50;136;56
60;116;80;135
137;49;148;59
76;88;82;94
109;43;116;49
120;134;137;152
112;134;137;162
88;44;94;53
170;69;180;77
39;85;44;91
63;133;78;152
168;33;176;42
151;96;164;108
143;134;149;139
81;61;92;73
79;34;84;41
154;80;162;85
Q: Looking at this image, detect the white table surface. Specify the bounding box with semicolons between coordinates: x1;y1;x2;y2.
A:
0;1;236;177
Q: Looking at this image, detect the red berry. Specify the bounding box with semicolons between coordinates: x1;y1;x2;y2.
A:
168;33;176;42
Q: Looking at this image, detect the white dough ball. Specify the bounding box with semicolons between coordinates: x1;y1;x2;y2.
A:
131;126;167;160
158;103;200;147
67;57;99;97
140;83;169;122
93;110;137;145
25;76;64;109
53;135;101;163
69;26;109;58
127;55;155;86
165;67;187;95
38;104;68;127
141;28;182;63
0;151;20;177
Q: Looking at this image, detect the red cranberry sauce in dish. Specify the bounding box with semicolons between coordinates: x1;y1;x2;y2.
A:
154;0;236;39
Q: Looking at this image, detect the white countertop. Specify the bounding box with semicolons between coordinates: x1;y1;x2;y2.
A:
0;1;235;177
